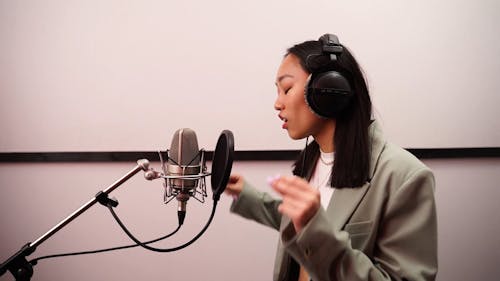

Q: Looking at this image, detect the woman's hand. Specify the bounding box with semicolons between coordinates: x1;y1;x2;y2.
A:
224;174;245;197
270;175;320;233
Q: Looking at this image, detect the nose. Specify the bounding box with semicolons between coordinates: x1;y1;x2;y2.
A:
274;93;284;111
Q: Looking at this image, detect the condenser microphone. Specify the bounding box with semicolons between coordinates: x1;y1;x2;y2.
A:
143;128;233;226
166;128;203;224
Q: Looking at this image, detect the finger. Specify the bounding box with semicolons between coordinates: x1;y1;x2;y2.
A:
280;196;306;211
279;175;310;191
277;203;304;222
273;184;321;218
225;174;244;195
271;177;313;200
228;174;241;184
272;184;306;202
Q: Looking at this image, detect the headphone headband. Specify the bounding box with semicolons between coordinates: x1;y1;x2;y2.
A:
318;34;343;61
304;33;353;119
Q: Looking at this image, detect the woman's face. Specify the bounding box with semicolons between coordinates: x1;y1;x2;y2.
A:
274;54;331;141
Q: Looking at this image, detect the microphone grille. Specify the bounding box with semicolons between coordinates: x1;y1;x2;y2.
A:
169;128;200;166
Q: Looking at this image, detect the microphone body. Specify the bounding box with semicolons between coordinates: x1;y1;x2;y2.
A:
165;128;205;224
142;128;232;225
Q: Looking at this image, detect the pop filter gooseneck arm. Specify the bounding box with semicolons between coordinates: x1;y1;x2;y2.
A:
0;159;151;281
1;130;235;280
102;129;235;253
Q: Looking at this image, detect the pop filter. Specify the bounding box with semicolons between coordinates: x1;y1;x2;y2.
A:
211;130;234;201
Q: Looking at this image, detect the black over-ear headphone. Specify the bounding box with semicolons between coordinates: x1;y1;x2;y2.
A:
305;34;353;118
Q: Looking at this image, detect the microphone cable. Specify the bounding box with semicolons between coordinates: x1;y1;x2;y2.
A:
28;223;181;266
107;200;218;253
28;147;219;264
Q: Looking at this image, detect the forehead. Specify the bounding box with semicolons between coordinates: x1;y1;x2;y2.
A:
276;54;308;81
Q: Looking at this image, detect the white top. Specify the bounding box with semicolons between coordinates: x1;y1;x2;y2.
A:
309;150;335;209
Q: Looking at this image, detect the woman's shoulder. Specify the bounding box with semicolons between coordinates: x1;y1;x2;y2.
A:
375;141;433;185
370;121;433;186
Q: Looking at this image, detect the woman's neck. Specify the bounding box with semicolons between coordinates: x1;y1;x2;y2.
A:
313;119;336;153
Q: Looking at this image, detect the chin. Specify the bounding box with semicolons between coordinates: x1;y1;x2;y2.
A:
287;130;307;140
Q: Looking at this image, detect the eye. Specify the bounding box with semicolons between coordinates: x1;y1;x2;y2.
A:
284;88;291;95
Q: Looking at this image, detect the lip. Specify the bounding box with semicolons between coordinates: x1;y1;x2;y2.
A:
278;114;288;129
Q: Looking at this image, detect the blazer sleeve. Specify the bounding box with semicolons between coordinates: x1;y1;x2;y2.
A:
281;168;438;281
230;181;283;231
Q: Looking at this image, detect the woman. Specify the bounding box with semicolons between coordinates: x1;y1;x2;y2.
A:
225;34;437;281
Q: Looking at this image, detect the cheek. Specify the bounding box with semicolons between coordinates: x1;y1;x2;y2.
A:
298;95;319;121
290;90;309;114
293;106;323;138
302;110;323;132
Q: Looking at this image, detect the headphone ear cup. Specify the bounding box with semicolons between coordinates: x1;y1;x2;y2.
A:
305;71;353;118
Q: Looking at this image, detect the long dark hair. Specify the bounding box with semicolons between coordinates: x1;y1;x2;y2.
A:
288;39;372;188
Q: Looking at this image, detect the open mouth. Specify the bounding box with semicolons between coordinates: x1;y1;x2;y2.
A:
280;116;288;129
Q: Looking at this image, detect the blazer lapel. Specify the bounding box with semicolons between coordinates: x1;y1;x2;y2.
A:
327;181;371;231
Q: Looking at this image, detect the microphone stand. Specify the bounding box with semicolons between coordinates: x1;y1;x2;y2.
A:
0;159;151;281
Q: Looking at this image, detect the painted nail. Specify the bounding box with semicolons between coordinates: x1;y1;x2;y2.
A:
266;176;274;185
267;174;281;185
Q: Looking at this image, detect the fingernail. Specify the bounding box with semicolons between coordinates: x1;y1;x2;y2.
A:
266;176;274;185
267;174;281;185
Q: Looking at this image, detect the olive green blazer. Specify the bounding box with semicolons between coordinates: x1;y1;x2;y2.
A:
230;121;438;281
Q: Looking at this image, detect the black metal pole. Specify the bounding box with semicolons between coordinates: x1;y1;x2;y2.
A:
0;159;150;280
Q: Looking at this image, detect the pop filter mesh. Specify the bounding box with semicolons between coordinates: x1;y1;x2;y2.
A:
211;130;234;200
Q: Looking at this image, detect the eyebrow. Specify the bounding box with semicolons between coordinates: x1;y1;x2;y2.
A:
275;74;294;86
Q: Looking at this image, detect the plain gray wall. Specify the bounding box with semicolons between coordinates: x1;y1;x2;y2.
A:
1;0;499;151
1;158;500;281
1;1;499;280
